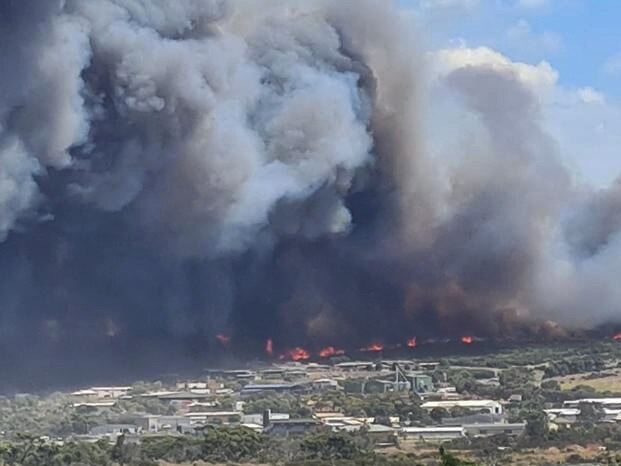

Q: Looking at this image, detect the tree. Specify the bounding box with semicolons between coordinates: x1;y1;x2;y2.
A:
525;410;548;439
300;431;373;462
430;407;449;423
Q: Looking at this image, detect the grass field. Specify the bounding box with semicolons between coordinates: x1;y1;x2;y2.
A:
554;368;621;392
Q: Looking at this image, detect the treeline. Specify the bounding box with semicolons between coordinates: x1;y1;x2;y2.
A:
0;429;475;466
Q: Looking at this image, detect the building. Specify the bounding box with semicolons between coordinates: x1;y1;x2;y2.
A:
463;422;526;437
442;413;507;426
184;411;241;425
366;424;397;446
421;400;503;415
89;424;140;438
400;426;465;443
240;383;308;396
407;373;434;394
136;415;193;434
335;362;376;372
264;419;325;437
545;408;580;425
73;401;116;410
564;398;621;409
71;386;132;400
242;412;290;426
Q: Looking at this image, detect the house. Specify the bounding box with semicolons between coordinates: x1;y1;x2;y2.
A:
206;369;256;380
73;401;116;410
136;415;193;434
242;412;290;426
71;386;132;400
335;361;375;372
463;422;526;437
366;424;397;446
264;419;325;437
564;398;621;409
421;400;503;415
89;424;140;438
184;411;241;425
545;408;580;424
309;379;340;392
240;383;308;396
441;413;507;426
400;426;465;443
407;373;434;394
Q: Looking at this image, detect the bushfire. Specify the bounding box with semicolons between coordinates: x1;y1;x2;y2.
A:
286;347;311;361
215;334;230;345
613;333;621;341
363;343;385;352
461;336;473;344
407;337;417;349
318;346;345;358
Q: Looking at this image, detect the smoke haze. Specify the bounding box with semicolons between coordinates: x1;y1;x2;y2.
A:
0;0;620;388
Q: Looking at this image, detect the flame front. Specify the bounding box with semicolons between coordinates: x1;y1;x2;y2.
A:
407;337;417;348
364;342;384;352
613;333;621;341
216;334;230;345
461;336;473;344
318;346;345;358
286;347;311;361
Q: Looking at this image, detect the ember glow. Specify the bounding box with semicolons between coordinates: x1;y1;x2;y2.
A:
286;347;311;361
407;337;417;349
364;343;385;352
461;336;474;344
318;346;345;358
613;333;621;341
215;334;230;345
265;338;274;356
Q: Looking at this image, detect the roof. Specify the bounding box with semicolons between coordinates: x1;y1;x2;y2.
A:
565;398;621;406
545;408;580;416
421;400;500;409
367;424;394;433
464;423;526;429
402;427;465;433
269;418;322;425
157;391;210;400
90;387;132;391
73;401;116;408
184;411;240;417
242;383;301;390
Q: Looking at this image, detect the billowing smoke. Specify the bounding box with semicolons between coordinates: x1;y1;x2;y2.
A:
0;0;620;388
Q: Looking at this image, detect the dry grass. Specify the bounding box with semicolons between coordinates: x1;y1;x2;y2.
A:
554;368;621;392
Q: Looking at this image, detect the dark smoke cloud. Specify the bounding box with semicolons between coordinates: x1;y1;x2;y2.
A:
0;0;619;389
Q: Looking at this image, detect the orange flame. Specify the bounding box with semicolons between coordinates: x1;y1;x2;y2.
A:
613;333;621;341
286;347;311;361
364;342;384;352
407;337;417;349
265;338;274;356
216;334;230;345
318;346;345;358
461;336;473;344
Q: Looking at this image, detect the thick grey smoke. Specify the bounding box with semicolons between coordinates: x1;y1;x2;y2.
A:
0;0;620;388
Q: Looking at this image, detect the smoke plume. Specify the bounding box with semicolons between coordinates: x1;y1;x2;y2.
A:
0;0;620;388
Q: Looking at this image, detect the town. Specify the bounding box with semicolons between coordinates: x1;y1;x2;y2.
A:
4;339;621;465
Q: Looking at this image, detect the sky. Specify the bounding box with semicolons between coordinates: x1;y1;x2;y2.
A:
401;0;621;187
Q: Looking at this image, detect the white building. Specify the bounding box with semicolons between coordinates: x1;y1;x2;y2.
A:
400;426;465;442
564;398;621;409
421;400;503;415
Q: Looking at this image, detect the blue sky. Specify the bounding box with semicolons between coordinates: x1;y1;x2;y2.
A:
402;0;621;96
399;0;621;186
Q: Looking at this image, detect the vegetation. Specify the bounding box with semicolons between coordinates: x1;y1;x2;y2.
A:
0;430;477;466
